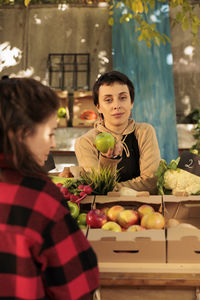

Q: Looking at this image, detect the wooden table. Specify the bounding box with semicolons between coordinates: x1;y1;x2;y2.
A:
99;263;200;300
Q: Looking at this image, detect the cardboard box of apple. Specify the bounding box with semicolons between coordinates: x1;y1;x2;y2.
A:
86;204;165;232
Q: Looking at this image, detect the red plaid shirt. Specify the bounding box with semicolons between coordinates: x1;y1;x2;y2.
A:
0;155;99;299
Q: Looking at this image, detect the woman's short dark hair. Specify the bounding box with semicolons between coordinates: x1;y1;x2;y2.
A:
93;70;135;106
0;78;59;177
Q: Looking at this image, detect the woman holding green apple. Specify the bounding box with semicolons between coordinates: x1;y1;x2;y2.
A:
75;71;161;194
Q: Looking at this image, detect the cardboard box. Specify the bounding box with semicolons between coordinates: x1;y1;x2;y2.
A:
72;91;98;127
79;195;95;206
87;195;166;263
94;195;163;210
164;195;200;263
87;228;165;263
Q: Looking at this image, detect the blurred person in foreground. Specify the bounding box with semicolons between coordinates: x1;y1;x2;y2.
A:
75;71;161;195
0;78;99;299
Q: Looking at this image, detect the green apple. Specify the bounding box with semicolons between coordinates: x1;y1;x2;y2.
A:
102;221;122;232
57;107;66;118
77;213;87;227
94;132;115;153
67;201;80;219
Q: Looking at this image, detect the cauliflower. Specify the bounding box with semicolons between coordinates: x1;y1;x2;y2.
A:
164;168;200;195
156;158;200;195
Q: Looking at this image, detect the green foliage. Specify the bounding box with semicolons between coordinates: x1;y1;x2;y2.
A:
80;166;119;195
1;0;200;47
187;108;200;155
156;157;180;195
184;108;200;155
107;0;200;47
0;0;84;5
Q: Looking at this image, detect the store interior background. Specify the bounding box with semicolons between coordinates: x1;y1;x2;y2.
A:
0;3;199;171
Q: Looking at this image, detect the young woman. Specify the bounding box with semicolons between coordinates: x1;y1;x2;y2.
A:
0;78;99;299
75;71;161;194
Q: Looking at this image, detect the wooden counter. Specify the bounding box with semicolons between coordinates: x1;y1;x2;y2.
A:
99;263;200;300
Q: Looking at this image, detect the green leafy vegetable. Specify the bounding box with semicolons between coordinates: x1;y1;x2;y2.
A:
80;166;119;195
156;157;180;195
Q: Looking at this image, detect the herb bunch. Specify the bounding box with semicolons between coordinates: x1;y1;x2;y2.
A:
80;166;119;195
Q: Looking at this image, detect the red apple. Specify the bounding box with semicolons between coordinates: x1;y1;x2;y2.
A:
86;209;107;228
107;205;124;222
138;204;155;219
142;212;165;229
127;225;146;232
117;209;139;229
102;221;122;232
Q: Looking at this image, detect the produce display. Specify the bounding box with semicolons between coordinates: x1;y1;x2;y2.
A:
49;150;200;265
50;174;166;231
86;204;165;231
50;159;200;234
156;158;200;195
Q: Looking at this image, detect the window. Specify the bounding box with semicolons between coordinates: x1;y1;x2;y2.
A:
47;53;90;91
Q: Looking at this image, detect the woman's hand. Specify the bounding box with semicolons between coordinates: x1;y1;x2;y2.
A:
102;141;123;158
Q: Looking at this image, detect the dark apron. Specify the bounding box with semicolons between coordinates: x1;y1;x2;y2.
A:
43;152;55;172
117;131;140;182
